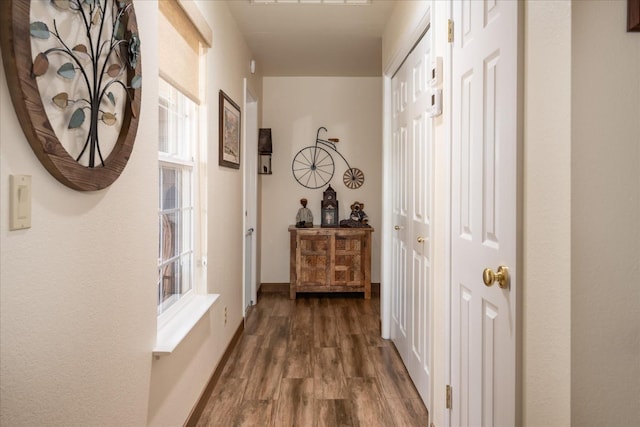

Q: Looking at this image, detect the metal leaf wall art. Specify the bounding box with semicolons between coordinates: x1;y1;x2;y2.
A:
29;0;141;168
0;0;142;190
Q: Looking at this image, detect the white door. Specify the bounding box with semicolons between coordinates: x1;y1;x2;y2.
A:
391;29;433;408
450;0;520;425
243;82;258;317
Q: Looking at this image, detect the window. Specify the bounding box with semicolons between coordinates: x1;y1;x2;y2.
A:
156;0;211;330
158;79;198;315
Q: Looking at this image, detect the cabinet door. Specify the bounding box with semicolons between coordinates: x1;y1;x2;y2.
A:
334;231;366;287
297;234;330;286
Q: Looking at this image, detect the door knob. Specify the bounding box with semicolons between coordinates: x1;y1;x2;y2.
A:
417;236;426;243
394;225;403;230
482;266;510;289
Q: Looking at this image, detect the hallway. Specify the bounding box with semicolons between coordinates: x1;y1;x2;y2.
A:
196;292;428;426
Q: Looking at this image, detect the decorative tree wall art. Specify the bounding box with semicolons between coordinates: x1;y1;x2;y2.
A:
0;0;142;191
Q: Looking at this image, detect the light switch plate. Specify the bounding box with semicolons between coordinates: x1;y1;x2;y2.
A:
428;56;443;87
10;175;32;230
428;88;443;117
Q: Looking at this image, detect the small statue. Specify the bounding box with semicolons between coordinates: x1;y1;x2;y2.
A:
340;201;370;228
295;198;313;228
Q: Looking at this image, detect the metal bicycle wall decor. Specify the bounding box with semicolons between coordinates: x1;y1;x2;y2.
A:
292;127;365;190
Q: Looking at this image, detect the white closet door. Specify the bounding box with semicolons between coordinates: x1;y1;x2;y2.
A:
450;0;520;425
391;29;434;409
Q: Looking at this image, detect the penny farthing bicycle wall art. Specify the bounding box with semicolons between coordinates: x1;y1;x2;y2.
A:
0;0;142;191
291;127;365;190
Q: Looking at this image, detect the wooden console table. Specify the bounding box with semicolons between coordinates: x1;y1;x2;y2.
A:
288;225;373;299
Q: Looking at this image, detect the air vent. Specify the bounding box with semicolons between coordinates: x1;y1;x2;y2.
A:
251;0;370;5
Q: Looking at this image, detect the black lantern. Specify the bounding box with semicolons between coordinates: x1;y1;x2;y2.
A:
258;128;272;175
321;185;339;227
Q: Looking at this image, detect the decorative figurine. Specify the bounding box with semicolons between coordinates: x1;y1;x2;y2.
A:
340;201;370;228
295;198;313;228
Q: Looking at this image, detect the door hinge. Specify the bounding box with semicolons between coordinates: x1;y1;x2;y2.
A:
446;384;452;409
447;19;454;43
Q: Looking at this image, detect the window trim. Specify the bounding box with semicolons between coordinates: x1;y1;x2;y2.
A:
154;294;219;357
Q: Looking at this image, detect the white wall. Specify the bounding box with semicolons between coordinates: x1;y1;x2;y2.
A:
260;76;382;284
0;3;158;426
523;1;573;425
571;1;640;425
0;1;261;426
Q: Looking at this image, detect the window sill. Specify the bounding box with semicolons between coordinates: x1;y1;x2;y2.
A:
153;293;219;358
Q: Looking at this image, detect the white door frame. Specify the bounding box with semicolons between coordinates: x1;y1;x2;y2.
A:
242;79;258;315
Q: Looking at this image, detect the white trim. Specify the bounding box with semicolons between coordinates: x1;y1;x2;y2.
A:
380;75;392;339
242;79;259;317
443;3;453;427
153;293;219;357
159;154;195;168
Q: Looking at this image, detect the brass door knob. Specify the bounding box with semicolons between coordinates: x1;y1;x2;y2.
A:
394;225;400;230
482;266;510;289
417;236;426;243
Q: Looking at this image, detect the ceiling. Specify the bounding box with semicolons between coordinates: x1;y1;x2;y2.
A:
225;0;395;76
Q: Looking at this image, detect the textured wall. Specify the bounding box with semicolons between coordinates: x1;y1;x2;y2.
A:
0;1;262;425
0;3;158;425
523;1;572;425
571;1;640;425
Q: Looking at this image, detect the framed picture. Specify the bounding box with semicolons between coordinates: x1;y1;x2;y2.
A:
219;90;241;169
629;0;640;32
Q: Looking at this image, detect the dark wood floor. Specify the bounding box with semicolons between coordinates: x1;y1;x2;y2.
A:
196;291;429;427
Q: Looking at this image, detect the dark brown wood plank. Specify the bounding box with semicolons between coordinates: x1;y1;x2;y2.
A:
339;334;376;378
386;398;430;427
347;378;394;427
261;315;290;349
233;400;275;427
195;377;246;427
221;334;263;380
273;378;314;426
359;314;389;347
314;347;348;399
243;344;286;400
334;305;363;336
244;295;274;335
283;333;314;379
370;346;421;400
291;297;313;335
315;399;354;427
